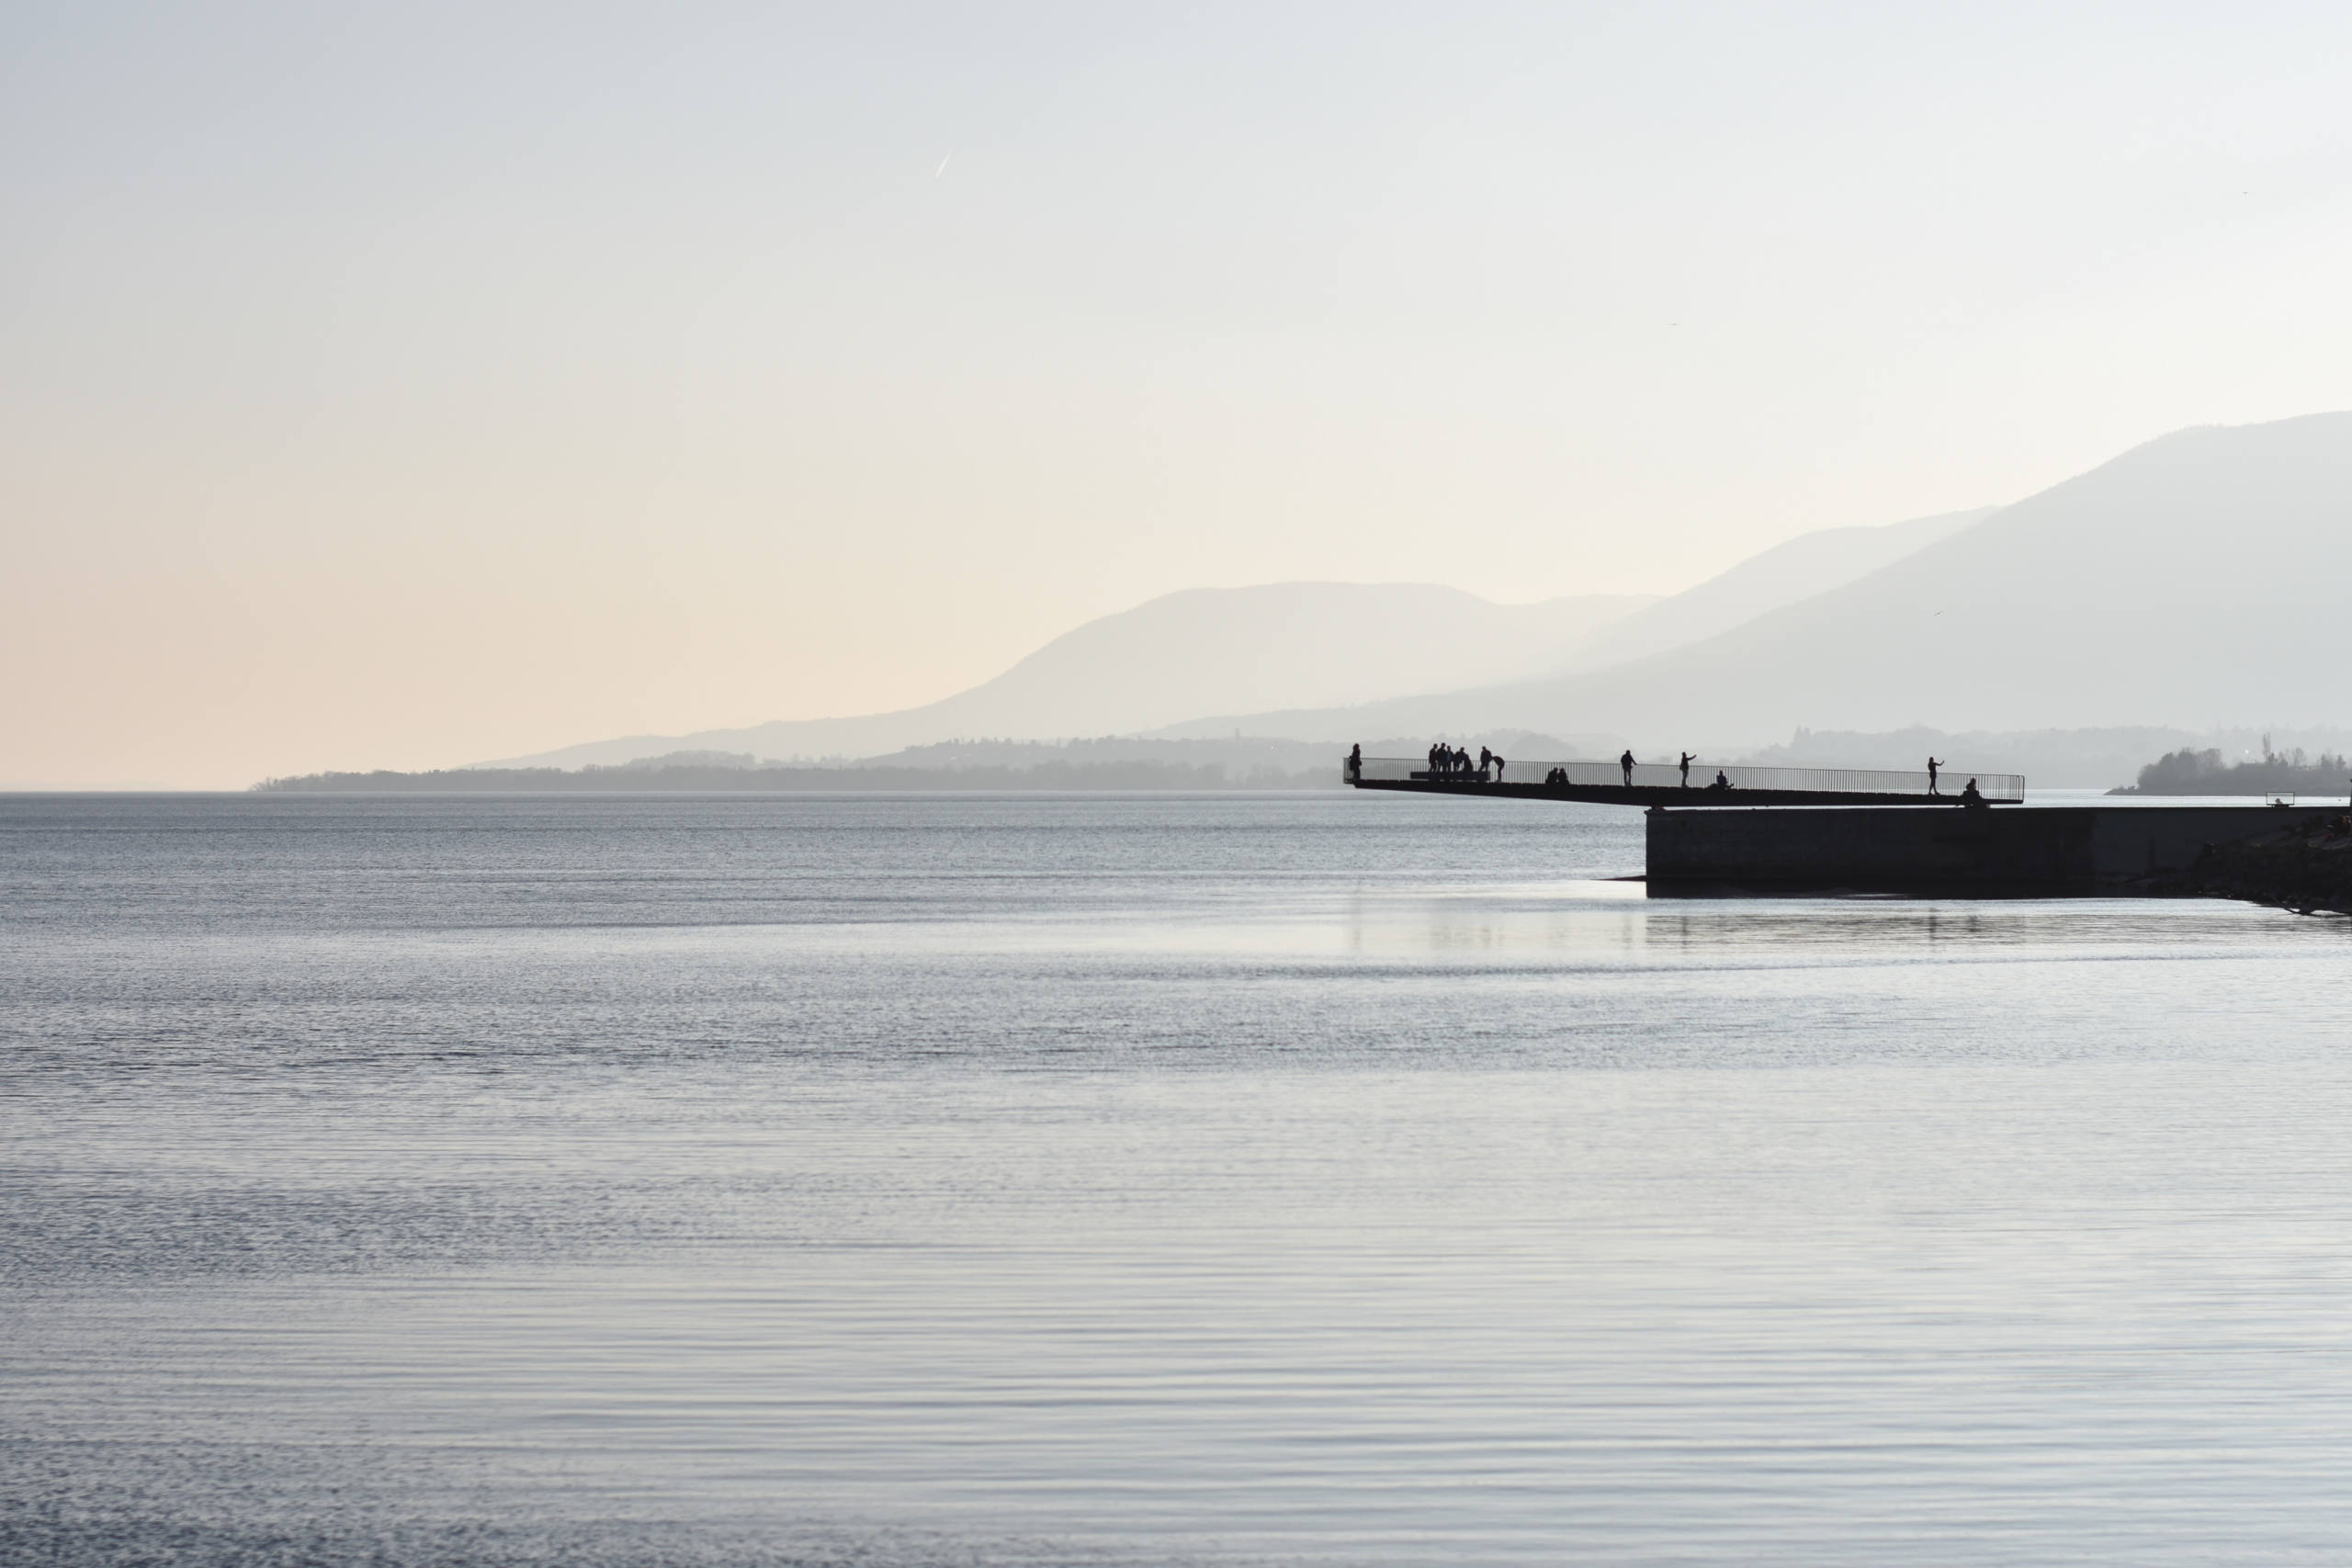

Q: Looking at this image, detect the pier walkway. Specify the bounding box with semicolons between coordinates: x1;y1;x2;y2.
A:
1345;756;2025;807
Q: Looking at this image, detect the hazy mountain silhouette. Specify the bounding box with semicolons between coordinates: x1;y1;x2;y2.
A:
1557;507;1994;671
480;505;1992;771
1180;412;2352;750
476;583;1651;769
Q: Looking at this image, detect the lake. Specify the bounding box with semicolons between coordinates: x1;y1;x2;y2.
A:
7;792;2352;1565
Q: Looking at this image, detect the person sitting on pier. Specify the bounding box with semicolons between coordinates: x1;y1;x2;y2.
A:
1679;751;1696;787
1709;770;1731;791
1927;756;1943;795
1544;765;1567;786
1960;777;1984;807
1620;749;1635;787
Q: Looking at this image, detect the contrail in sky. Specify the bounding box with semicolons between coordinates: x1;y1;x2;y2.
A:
934;153;951;178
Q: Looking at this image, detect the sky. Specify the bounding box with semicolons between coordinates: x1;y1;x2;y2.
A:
8;2;2352;786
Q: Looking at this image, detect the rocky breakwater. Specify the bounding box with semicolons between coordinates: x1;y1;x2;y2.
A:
2172;810;2352;916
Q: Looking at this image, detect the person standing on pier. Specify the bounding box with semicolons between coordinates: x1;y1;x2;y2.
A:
1679;752;1695;787
1347;744;1362;783
1927;756;1943;795
1620;749;1635;787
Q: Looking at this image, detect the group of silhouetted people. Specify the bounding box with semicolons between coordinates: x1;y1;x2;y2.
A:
1425;742;1505;782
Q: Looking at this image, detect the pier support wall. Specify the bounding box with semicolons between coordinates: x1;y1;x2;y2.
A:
1646;805;2343;894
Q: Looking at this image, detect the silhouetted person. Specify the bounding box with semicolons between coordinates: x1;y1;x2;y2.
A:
1479;746;1493;777
1927;756;1943;795
1347;743;1362;783
1960;777;1984;808
1711;769;1730;791
1620;749;1635;787
1679;751;1695;787
1492;752;1506;782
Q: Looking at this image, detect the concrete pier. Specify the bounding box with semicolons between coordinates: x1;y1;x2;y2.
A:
1346;754;2023;807
1647;804;2345;895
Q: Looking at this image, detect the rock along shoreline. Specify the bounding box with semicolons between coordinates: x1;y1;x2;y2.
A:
2166;812;2352;917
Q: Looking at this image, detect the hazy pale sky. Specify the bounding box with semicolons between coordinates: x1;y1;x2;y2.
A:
9;2;2352;784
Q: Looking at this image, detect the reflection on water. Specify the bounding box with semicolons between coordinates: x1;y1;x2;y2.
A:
6;793;2352;1566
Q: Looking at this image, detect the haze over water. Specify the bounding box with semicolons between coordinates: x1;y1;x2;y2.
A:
8;792;2352;1565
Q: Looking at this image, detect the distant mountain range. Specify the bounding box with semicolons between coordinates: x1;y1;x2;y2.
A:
1193;412;2352;752
477;583;1650;770
458;411;2352;782
1552;506;1991;671
476;508;1980;771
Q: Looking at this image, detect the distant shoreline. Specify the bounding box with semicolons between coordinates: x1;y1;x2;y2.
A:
2110;745;2352;797
253;761;1339;793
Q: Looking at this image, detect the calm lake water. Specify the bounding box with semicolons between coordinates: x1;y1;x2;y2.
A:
7;791;2352;1566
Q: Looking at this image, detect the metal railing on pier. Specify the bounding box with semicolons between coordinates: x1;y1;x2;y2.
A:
1347;756;2024;800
